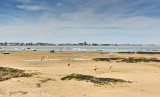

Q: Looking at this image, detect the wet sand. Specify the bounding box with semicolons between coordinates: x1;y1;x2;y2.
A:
0;50;160;97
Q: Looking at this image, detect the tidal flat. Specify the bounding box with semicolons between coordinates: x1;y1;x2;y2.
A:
0;50;160;97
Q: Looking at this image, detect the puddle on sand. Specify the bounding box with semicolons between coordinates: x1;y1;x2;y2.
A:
71;58;92;61
0;76;10;79
24;59;62;61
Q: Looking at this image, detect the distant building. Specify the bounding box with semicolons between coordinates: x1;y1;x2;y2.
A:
84;42;87;45
102;44;111;46
78;43;84;45
90;43;98;46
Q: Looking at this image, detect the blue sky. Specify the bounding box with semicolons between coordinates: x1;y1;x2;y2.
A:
0;0;160;44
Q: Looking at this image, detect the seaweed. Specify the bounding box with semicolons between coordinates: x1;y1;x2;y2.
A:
0;67;33;81
137;52;160;54
118;51;160;54
93;58;111;61
61;73;131;85
36;77;56;88
93;57;160;63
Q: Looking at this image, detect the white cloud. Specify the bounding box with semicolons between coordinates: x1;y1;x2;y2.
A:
16;5;46;11
57;3;63;7
14;0;33;3
0;14;160;43
1;0;160;43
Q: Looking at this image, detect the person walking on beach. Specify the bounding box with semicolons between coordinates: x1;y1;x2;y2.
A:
94;66;97;71
68;63;70;67
109;64;112;72
47;55;49;61
41;56;44;61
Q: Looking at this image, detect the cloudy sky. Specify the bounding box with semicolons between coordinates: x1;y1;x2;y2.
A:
0;0;160;44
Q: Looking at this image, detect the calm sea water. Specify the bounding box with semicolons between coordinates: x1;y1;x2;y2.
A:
1;46;160;52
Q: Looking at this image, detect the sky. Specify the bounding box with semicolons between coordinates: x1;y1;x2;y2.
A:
0;0;160;44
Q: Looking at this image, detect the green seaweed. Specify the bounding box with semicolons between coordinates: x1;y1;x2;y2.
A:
36;83;41;87
36;77;55;88
0;67;33;81
93;57;160;63
61;73;131;85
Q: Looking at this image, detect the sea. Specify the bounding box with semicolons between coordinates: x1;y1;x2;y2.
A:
1;46;160;52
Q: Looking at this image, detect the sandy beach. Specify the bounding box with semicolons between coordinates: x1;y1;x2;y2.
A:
0;50;160;97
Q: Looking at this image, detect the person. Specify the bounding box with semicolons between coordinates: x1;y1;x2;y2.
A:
94;66;97;71
41;56;44;61
47;55;49;60
68;63;70;67
109;64;112;72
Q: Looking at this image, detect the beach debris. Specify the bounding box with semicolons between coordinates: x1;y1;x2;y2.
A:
0;67;33;82
94;66;97;71
61;73;132;85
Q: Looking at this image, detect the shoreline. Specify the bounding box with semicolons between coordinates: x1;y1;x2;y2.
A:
1;45;160;47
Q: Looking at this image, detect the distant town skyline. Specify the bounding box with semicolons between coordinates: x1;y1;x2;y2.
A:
0;0;160;44
0;42;159;46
